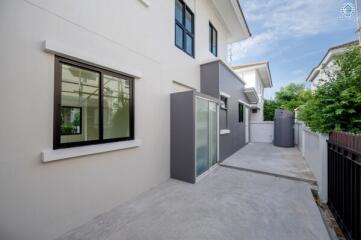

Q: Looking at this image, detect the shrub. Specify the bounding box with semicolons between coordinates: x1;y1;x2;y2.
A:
298;46;361;134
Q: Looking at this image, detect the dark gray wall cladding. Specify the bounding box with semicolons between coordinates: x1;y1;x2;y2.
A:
170;91;195;183
219;63;247;161
200;61;219;98
200;61;248;162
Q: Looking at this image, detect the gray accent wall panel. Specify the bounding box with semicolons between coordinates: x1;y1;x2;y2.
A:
218;63;247;161
200;62;219;98
170;91;195;183
201;61;249;162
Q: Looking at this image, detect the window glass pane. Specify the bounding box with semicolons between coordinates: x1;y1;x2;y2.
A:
185;9;193;32
196;98;209;176
186;34;193;55
60;64;100;144
239;104;244;122
61;107;82;135
103;74;130;139
175;24;184;48
212;28;217;55
209;25;212;52
175;0;183;23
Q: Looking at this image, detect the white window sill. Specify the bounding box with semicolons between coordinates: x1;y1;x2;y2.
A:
220;91;231;98
220;129;231;135
42;139;142;163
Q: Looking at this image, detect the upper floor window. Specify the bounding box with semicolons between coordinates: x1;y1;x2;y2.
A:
54;56;134;149
209;22;217;56
175;0;194;57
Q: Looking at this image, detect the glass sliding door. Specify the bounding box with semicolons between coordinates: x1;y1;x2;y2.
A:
209;101;218;167
196;97;218;177
196;97;209;177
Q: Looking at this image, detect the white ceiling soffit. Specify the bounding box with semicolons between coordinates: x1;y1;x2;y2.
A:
256;66;273;88
210;0;251;43
244;88;259;104
233;62;273;88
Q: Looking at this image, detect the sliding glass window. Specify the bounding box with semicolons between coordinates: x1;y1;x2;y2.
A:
54;56;134;149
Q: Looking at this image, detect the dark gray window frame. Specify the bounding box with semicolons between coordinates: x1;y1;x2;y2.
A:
209;22;217;56
53;56;135;149
175;0;195;57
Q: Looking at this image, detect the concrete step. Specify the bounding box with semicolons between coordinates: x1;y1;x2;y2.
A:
219;163;317;185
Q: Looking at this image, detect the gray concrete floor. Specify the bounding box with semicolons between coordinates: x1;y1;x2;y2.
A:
56;167;329;240
222;143;316;183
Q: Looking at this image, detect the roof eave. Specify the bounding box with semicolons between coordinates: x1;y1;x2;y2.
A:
210;0;251;43
233;62;273;88
305;40;358;82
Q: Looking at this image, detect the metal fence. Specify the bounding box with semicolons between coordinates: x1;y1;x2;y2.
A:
328;132;361;240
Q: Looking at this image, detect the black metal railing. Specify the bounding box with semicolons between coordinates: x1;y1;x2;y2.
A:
328;139;361;240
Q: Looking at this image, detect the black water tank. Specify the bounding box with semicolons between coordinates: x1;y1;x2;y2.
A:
274;109;294;147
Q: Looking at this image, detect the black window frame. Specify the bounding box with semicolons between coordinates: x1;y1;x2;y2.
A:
175;0;195;57
239;103;244;123
209;22;218;56
53;56;135;149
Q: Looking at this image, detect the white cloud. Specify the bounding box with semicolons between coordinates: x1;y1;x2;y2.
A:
230;32;276;61
233;0;352;61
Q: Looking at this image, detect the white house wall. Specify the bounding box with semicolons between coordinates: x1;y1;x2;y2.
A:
0;0;235;239
239;70;264;122
311;60;338;91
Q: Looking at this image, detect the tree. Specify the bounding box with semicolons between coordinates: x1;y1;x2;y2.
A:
298;46;361;134
264;99;278;121
275;83;312;111
263;83;311;120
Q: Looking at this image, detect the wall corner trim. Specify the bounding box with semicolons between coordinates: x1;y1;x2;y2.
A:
42;139;142;163
43;40;142;79
138;0;150;7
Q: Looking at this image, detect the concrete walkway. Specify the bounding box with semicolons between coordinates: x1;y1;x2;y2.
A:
56;167;329;240
221;143;316;183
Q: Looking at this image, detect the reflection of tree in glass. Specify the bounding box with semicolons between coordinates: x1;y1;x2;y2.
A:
73;112;81;128
103;78;130;138
61;107;81;135
111;80;129;137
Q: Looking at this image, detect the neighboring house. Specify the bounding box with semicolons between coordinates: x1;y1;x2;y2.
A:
0;0;251;239
306;40;358;90
233;62;273;122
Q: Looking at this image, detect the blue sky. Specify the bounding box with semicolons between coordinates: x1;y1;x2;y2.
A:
234;0;358;99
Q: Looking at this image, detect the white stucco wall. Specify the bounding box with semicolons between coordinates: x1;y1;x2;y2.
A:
0;0;234;239
310;58;339;91
296;123;328;203
239;70;265;122
250;121;274;143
